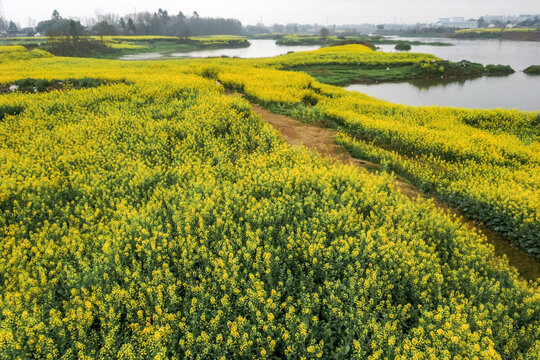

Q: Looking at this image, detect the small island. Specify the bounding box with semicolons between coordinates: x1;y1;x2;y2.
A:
524;65;540;74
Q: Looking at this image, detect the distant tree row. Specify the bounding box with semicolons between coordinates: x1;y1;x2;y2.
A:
517;16;540;28
476;16;540;29
1;10;369;39
120;9;243;37
32;9;243;38
245;23;305;35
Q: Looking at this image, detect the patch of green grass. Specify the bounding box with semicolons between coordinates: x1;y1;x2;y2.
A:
287;64;418;85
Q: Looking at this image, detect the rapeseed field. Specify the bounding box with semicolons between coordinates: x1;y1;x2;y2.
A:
0;45;538;359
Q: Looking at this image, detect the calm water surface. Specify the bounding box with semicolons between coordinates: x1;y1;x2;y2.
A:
119;39;321;60
345;73;540;111
346;37;540;111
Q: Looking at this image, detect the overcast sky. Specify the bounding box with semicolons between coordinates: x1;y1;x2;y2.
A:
3;0;540;27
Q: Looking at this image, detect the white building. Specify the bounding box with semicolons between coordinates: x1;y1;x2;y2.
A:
437;17;478;29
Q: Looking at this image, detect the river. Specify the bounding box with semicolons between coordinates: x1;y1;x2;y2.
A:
345;37;540;111
119;39;321;60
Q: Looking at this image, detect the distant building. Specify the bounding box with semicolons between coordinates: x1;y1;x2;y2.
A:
436;17;478;29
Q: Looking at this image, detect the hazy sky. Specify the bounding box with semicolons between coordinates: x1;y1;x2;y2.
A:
3;0;540;27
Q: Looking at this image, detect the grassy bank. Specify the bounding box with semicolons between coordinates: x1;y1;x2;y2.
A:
0;35;250;59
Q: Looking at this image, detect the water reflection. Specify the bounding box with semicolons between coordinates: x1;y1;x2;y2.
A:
408;76;480;90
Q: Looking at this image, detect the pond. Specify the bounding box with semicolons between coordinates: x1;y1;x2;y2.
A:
346;38;540;111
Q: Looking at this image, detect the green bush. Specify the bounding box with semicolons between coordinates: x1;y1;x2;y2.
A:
0;104;24;120
485;64;515;76
394;41;412;51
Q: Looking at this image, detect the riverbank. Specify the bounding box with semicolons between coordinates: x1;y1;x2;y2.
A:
0;35;251;59
382;28;540;41
275;34;452;47
453;28;540;41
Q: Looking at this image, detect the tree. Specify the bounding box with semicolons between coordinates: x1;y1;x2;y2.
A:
52;10;60;20
376;24;384;32
43;16;86;56
119;18;126;33
477;17;486;28
127;18;135;34
158;8;169;22
320;27;329;39
92;20;117;39
192;11;199;19
8;20;17;33
69;19;82;42
519;16;540;28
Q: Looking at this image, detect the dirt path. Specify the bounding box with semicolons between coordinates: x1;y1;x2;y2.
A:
244;99;540;282
249;103;423;200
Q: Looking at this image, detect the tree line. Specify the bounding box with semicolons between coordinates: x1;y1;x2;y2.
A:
2;9;345;39
1;9;243;38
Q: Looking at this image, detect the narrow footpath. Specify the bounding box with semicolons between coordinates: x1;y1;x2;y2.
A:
244;99;540;282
